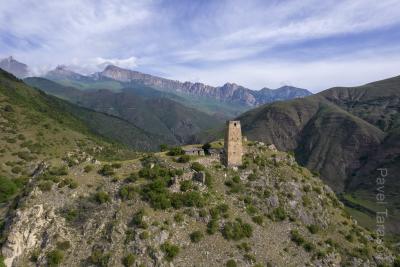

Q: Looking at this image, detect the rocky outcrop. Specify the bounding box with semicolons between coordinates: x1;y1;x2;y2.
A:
1;204;55;267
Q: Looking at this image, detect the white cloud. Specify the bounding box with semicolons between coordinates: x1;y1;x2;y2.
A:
94;56;138;70
160;52;400;92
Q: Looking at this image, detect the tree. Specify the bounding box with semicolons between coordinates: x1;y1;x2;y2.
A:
160;144;169;152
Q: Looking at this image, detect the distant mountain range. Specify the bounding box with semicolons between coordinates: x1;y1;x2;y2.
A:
43;64;312;116
0;57;312;117
98;65;312;107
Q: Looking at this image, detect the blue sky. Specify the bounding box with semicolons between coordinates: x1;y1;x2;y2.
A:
1;0;400;92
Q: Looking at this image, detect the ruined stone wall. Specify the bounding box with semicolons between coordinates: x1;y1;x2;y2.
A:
224;120;242;166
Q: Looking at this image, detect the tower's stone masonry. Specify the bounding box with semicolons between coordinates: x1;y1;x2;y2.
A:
223;120;243;167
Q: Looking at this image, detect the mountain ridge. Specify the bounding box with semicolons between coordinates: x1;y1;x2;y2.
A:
97;64;312;107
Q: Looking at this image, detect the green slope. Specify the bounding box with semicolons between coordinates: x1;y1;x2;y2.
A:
1;70;167;152
25;77;223;145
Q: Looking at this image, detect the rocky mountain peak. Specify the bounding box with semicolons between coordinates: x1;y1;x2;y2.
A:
0;56;29;78
45;65;86;80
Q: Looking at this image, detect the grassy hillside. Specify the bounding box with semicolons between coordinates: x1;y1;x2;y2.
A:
25;77;223;145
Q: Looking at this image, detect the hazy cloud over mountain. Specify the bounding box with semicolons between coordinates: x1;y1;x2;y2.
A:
1;0;400;91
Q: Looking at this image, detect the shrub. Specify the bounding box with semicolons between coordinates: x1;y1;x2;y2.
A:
172;191;205;208
191;162;205;172
247;173;258;181
111;162;122;169
98;164;115;176
303;241;315;252
307;224;319;234
174;213;184;223
160;144;169;152
58;178;78;189
140;178;171;209
271;206;286;221
393;255;400;267
94;191;111;204
49;166;68;176
313;186;322;194
290;229;305;246
4;104;14;112
210;204;229;219
56;241;71;250
11;166;22;174
122;253;136;267
139;165;173;180
252;215;264;225
160;242;180;261
345;234;354;242
205;172;213;188
190;231;204;243
47;249;64;266
177;155;190;163
180;180;193;192
90;249;110;267
244;253;256;263
120;185;136;200
207;219;218;234
17;151;32;161
30;249;40;262
131;209;147;229
139;231;149;239
246;204;257;215
38;180;53;191
226;259;237;267
232;175;240;183
84;165;94;173
167;147;184;156
236;242;251;252
0;176;18;203
125;172;138;183
221;218;253;240
63;209;78;223
302;195;311;207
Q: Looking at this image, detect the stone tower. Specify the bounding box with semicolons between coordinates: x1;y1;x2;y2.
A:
223;120;243;167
